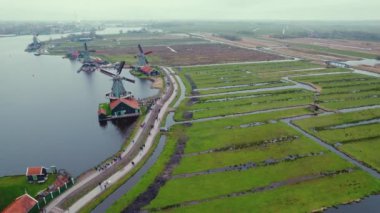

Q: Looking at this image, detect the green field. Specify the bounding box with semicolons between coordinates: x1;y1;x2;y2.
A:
294;109;380;171
0;175;57;211
292;73;380;110
107;60;380;212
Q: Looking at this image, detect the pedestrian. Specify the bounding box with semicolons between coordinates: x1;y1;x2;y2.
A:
131;161;135;166
99;182;102;190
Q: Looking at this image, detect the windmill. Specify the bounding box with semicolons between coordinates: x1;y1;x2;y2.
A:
131;44;159;76
77;42;98;73
98;61;140;121
100;61;136;100
25;34;42;52
81;42;96;63
136;44;153;66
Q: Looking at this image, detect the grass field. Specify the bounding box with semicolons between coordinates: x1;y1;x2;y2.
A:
107;60;380;212
292;73;380;110
0;175;57;211
294;109;380;172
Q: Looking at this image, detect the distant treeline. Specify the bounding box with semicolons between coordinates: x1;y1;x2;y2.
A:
272;30;380;42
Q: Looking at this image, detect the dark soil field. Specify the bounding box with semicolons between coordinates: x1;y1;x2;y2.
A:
98;43;284;66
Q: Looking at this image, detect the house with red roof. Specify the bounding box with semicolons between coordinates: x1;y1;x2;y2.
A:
26;166;48;183
2;193;37;213
139;65;160;76
110;98;140;116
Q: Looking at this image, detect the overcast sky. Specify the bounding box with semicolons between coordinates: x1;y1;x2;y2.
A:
0;0;379;21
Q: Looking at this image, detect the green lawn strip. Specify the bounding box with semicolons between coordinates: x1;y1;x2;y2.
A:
293;108;380;130
173;137;325;175
197;88;309;102
315;123;380;144
163;170;380;213
339;138;380;172
192;97;312;120
78;133;164;213
183;61;319;75
291;73;371;83
145;153;353;209
197;82;292;95
291;43;378;59
319;90;380;102
187;107;311;132
321;84;380;95
185;122;300;154
105;128;182;213
182;61;320;90
321;97;380;110
258;68;351;79
320;79;379;89
188;90;312;111
0;174;57;210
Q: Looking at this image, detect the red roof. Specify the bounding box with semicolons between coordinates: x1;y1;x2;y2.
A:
140;65;153;74
2;194;38;213
110;98;140;110
26;167;43;176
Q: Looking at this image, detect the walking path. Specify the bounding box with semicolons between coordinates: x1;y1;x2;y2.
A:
45;67;178;213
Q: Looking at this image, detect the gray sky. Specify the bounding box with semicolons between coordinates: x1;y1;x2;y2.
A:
0;0;379;21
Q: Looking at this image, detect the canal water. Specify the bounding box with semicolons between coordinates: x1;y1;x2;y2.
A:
0;35;158;177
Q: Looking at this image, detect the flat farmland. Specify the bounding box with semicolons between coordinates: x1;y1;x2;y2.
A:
294;108;380;172
114;61;380;213
97;43;284;66
291;73;380;110
283;38;380;56
141;108;380;212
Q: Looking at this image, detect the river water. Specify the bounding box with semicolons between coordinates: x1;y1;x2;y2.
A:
0;35;158;177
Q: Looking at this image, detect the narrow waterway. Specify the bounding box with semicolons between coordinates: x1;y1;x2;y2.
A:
325;195;380;213
92;135;167;213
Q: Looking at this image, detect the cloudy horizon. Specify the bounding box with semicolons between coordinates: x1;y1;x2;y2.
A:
0;0;379;21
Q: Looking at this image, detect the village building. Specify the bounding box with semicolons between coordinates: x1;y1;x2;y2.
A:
110;98;140;116
2;193;37;213
26;166;48;183
139;65;160;76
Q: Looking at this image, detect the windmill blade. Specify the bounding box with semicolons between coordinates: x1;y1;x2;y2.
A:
100;68;117;78
84;42;88;51
117;61;126;75
138;44;144;54
144;51;153;55
122;77;135;83
145;57;149;64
